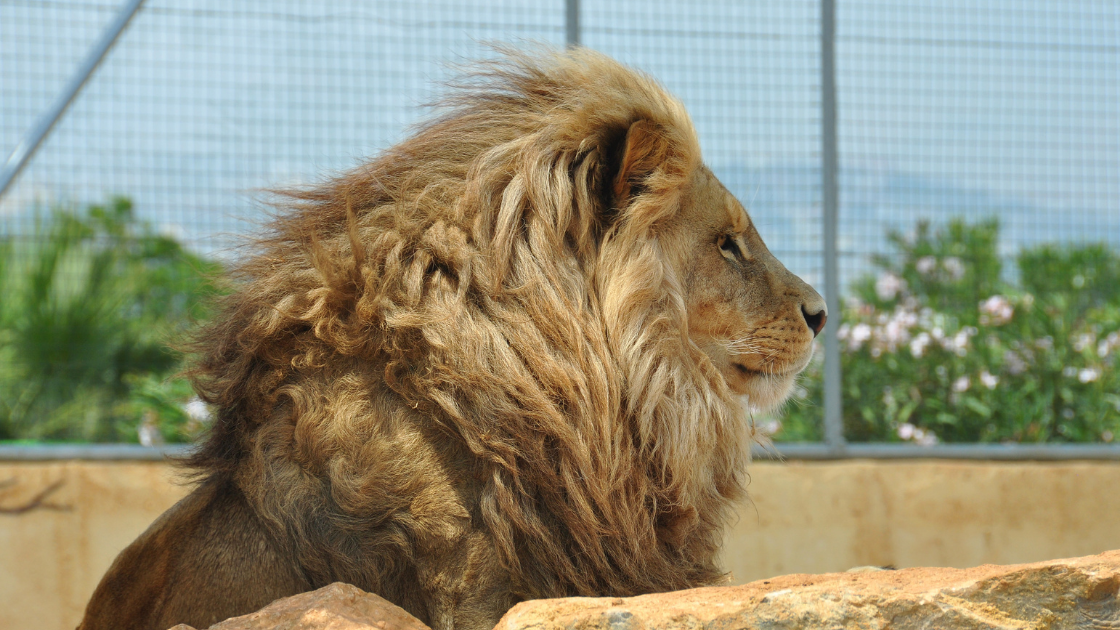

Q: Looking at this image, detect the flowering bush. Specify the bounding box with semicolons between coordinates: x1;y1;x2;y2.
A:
775;219;1120;444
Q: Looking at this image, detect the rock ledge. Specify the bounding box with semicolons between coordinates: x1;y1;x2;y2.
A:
496;550;1120;630
169;582;429;630
174;550;1120;629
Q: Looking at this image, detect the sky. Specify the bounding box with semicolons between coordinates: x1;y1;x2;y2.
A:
1;0;1117;289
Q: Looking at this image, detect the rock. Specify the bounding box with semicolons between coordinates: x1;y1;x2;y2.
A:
166;552;1120;630
494;550;1120;630
167;582;431;630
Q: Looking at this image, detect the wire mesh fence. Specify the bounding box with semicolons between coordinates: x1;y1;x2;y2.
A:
1;0;1117;455
821;1;1120;453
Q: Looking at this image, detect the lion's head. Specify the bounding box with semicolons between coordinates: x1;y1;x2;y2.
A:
189;48;825;605
669;165;827;411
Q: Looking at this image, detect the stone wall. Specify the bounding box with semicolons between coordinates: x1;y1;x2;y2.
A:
2;460;1119;630
721;460;1120;583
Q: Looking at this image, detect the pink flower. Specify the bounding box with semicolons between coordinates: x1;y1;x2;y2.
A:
1078;368;1101;383
875;273;906;301
1098;332;1120;358
942;257;965;280
979;295;1013;326
1003;350;1028;375
184;397;213;423
914;428;939;446
941;327;977;357
979;370;999;389
848;323;872;351
897;423;915;440
1073;333;1095;353
910;332;932;358
899;423;938;445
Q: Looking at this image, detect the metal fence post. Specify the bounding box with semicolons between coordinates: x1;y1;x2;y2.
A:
565;0;580;47
821;0;845;453
0;0;145;201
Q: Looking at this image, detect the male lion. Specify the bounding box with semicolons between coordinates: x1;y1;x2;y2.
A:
80;49;825;630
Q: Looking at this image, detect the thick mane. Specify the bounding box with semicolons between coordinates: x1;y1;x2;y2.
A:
188;49;750;599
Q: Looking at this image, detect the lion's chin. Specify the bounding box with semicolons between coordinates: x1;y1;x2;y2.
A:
724;344;815;413
727;366;798;414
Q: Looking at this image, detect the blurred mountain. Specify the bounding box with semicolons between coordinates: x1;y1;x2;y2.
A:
712;163;1120;288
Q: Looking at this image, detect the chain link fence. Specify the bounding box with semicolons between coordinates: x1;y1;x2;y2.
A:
1;0;1117;457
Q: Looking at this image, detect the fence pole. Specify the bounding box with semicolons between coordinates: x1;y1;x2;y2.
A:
565;0;580;47
0;0;145;202
821;0;845;453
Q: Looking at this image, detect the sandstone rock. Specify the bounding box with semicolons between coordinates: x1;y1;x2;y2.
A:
166;552;1120;630
167;582;430;630
494;550;1120;630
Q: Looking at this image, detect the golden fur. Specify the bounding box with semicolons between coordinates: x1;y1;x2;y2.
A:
80;48;825;630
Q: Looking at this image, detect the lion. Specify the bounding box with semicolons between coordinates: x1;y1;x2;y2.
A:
79;48;825;630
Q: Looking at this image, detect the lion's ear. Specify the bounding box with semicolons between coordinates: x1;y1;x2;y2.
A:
612;119;672;205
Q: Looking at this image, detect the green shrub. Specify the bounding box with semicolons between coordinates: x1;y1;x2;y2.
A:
0;198;224;443
776;219;1120;444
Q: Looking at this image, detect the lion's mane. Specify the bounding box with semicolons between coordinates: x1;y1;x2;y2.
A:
188;48;750;601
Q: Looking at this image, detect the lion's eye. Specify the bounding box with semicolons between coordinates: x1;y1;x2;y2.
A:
718;234;744;261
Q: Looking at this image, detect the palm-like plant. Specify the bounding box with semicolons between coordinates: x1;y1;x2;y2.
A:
0;198;224;442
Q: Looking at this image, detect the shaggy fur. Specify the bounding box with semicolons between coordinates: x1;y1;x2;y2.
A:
80;48;825;630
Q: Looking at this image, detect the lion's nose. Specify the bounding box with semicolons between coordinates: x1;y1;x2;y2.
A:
802;305;827;338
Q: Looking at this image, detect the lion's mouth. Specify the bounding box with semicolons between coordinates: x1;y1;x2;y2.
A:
731;358;806;380
733;363;777;378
